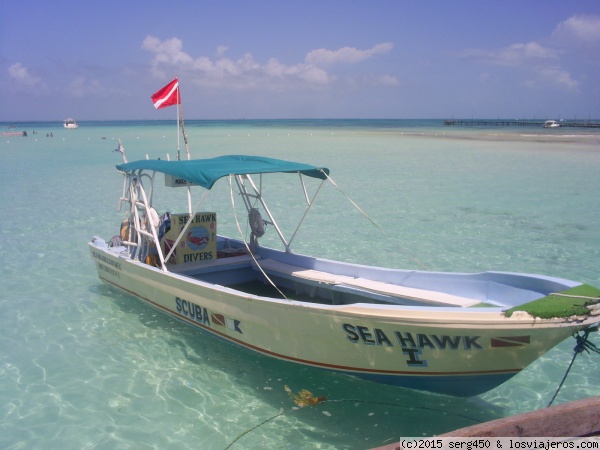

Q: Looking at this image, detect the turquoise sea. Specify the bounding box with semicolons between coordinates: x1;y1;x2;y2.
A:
1;119;600;449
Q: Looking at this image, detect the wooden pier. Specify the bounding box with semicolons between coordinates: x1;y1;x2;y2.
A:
370;396;600;450
444;119;600;128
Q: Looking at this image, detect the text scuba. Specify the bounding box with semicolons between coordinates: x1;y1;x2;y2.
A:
176;296;210;326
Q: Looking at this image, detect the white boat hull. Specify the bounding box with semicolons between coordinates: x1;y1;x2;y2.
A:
63;118;78;128
89;239;594;396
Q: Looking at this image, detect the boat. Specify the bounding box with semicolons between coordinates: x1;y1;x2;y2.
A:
63;118;78;129
1;125;26;137
543;120;560;128
89;152;600;397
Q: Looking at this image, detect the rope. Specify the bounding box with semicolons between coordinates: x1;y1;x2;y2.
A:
322;170;432;272
224;409;288;450
549;293;600;301
547;327;600;407
223;397;484;449
228;176;289;300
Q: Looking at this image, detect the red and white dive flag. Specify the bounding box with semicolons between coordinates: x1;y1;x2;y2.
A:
151;78;180;109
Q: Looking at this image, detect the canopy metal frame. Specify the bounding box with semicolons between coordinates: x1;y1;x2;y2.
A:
116;167;328;271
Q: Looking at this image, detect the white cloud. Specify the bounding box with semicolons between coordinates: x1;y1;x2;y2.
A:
8;63;44;88
538;66;579;91
67;76;105;97
458;39;581;92
553;14;600;44
299;65;332;85
142;36;193;65
216;45;229;58
142;36;193;78
305;42;393;65
375;75;400;86
142;36;396;90
459;42;558;66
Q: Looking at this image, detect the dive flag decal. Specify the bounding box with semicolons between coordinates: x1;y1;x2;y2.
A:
211;313;225;327
211;313;243;334
491;336;530;347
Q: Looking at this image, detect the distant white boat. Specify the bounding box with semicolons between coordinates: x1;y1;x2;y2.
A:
544;120;560;128
63;118;78;129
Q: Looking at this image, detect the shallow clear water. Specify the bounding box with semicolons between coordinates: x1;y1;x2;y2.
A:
1;120;600;449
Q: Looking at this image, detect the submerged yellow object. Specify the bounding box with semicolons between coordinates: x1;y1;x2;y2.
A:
284;385;327;407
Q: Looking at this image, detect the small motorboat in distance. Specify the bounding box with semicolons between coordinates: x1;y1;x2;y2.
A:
544;120;560;128
63;118;78;129
89;152;600;396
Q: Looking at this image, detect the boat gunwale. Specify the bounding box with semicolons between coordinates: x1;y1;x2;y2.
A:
90;240;598;329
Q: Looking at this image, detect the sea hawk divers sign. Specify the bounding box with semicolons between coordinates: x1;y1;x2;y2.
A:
162;213;217;264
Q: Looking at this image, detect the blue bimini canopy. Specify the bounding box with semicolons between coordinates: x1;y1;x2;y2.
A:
116;155;330;190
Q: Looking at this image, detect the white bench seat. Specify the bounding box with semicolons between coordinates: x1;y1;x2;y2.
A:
339;278;480;307
254;259;480;307
254;258;355;284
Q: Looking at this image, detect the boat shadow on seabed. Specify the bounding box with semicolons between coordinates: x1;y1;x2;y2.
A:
94;283;513;449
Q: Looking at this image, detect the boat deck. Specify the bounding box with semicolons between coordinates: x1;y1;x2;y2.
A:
253;259;481;307
103;235;524;309
160;251;489;307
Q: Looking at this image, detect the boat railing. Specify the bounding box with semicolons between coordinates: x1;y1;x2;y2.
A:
234;174;290;251
232;173;327;253
116;166;328;274
118;171;167;270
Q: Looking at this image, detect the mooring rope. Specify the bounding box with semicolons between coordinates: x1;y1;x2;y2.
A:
223;397;484;450
228;175;289;300
547;327;600;407
549;293;600;301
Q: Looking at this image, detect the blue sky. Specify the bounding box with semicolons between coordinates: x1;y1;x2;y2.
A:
1;1;599;121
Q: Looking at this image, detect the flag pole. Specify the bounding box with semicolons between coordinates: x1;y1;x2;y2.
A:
175;79;192;213
175;76;190;161
179;104;190;161
176;78;181;160
150;77;189;160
